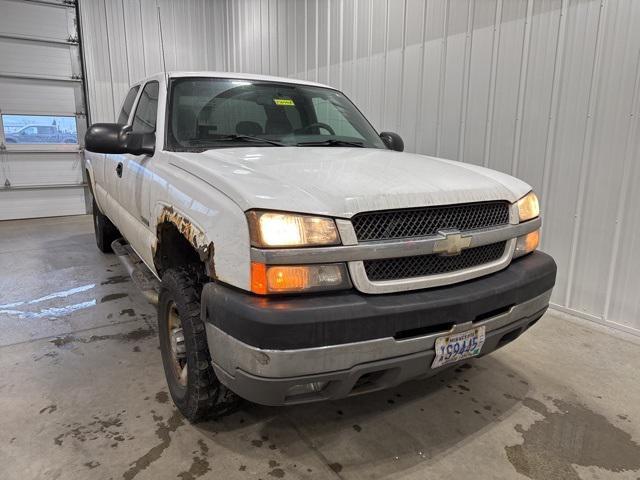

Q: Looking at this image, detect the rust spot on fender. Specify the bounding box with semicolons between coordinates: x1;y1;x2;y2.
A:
157;207;207;250
155;207;216;276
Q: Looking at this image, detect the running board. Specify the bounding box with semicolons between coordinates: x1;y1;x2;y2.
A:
111;238;160;305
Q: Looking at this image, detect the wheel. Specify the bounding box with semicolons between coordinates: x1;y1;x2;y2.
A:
158;265;239;422
92;199;120;253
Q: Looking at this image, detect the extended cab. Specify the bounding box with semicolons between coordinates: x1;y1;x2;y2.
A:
84;72;556;422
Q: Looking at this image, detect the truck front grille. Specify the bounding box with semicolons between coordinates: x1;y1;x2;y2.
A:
351;201;510;242
363;241;507;282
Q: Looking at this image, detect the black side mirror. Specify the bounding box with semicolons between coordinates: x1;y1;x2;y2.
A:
85;123;126;154
126;131;156;156
380;131;404;152
85;123;155;156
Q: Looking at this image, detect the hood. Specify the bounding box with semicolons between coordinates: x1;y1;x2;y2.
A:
168;147;531;217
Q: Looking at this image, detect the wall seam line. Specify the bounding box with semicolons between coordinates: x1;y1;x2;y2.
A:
457;0;476;162
397;0;408;132
413;0;429;153
435;0;450;157
539;0;568;228
565;0;608;309
482;0;503;167
511;0;535;177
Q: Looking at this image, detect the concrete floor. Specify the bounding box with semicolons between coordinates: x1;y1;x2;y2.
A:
1;215;640;480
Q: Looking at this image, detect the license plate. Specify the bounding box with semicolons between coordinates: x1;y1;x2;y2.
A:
431;326;486;369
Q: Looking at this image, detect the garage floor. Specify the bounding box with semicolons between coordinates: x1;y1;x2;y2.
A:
1;215;639;480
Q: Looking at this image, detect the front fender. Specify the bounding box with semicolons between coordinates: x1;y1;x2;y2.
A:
151;196;251;290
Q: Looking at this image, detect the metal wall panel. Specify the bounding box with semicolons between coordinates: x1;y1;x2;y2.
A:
77;0;640;335
223;0;640;335
78;0;228;123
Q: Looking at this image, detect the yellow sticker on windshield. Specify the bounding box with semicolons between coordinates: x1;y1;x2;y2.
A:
274;98;295;106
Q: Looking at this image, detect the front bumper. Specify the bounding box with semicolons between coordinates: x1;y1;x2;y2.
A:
202;251;556;405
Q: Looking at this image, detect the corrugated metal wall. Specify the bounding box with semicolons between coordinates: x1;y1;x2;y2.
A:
78;0;640;336
223;0;640;336
79;0;227;123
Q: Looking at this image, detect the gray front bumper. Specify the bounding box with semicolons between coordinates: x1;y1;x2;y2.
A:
207;290;551;406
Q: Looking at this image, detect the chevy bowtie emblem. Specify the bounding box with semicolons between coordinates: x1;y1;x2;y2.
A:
433;231;472;256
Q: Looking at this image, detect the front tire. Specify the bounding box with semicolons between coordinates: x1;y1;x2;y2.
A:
158;265;239;422
92;200;120;253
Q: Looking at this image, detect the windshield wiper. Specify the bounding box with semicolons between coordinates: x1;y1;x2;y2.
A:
296;139;365;148
187;135;287;147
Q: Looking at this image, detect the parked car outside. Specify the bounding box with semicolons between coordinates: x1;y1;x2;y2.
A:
5;124;77;144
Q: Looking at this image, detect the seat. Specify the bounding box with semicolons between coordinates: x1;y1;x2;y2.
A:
265;117;293;135
236;121;263;136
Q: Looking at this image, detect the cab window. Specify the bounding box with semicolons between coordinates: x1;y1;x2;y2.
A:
118;86;140;125
132;82;159;133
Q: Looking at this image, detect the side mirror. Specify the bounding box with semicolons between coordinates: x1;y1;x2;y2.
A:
126;131;156;156
85;123;155;156
380;131;404;152
85;123;126;154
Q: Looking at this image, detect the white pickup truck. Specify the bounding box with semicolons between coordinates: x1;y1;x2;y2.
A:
84;71;556;422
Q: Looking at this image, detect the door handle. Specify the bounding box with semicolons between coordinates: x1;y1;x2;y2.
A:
116;162;123;178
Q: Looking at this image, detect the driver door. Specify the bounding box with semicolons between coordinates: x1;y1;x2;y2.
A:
114;81;159;266
99;86;139;224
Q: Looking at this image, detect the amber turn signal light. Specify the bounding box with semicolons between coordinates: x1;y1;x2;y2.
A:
250;262;268;295
250;262;350;294
514;230;540;258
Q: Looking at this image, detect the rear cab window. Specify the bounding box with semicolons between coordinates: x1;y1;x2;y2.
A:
132;82;159;133
118;86;140;125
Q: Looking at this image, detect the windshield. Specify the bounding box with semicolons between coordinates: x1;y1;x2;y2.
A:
166;77;386;150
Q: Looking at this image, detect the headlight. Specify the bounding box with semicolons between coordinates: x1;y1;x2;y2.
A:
514;230;540;258
251;262;351;294
247;211;340;247
517;192;539;222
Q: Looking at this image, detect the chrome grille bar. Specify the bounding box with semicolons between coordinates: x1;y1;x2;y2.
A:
250;217;540;265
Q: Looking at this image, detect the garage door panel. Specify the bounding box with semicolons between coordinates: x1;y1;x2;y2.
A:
0;38;74;78
0;0;73;41
0;0;88;221
0;188;86;220
0;77;80;114
3;152;83;187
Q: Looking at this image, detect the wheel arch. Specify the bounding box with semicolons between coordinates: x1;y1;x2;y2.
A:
153;205;215;279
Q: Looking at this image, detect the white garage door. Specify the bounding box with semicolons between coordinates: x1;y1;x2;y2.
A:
0;0;89;220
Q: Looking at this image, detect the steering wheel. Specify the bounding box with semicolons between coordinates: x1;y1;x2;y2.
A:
295;122;335;135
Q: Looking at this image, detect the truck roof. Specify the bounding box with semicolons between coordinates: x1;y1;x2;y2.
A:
134;71;334;90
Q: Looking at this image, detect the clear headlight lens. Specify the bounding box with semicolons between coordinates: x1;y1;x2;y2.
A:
247;211;340;247
514;230;540;258
517;192;540;222
251;262;351;294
